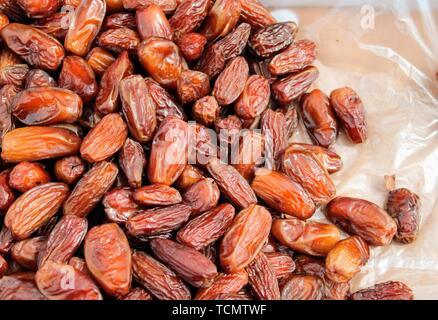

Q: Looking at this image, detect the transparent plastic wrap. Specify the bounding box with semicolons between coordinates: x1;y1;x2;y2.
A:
264;0;438;299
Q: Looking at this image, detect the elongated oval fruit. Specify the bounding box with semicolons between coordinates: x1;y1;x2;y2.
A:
182;178;220;216
1;127;82;163
0;272;47;300
1;23;65;70
271;218;341;256
349;281;414;300
119;138;147;189
132;250;191;300
200;0;241;41
246;252;280;300
326;197;397;246
286;143;343;174
195;270;248;300
5;183;69;240
325;236;369;283
84;223;132;297
240;0;276;29
132;184;181;207
136;4;172;40
103;187;141;224
36;261;103;300
169;0;210;39
235;75;270;119
64;0;107;57
280;274;324;300
220;204;272;273
11;236;47;270
251;168;316;220
11;87;83;126
148;117;188;185
80;113;128;163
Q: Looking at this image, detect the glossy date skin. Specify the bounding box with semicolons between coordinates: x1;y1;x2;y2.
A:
136;4;172;40
9;162;51;193
103;188;141;224
54;156;86;185
349;281;413;300
119;138;147;188
11;236;47;270
286;143;343;174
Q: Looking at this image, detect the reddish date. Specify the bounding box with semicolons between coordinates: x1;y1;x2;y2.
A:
182;178;220;216
0;272;46;300
103;188;141;224
195;270;248;300
213;56;249;105
119;138;147;188
200;0;241;41
9;162;51;193
240;0;276;29
136;4;172;40
246;252;280;300
280;274;324;300
54;156;86;185
86;47;116;78
25;69;57;88
98;27;141;54
0;169;15;213
169;0;209;40
349;281;413;300
177;70;210;105
269;40;317;75
176;33;207;62
11;236;47;270
132;184;182;207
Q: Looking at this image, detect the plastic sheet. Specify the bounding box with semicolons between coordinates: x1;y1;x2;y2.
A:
264;0;438;299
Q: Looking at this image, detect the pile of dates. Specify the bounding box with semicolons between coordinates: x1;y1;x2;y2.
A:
0;0;420;300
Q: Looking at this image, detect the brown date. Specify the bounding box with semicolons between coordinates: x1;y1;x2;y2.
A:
95;50;134;114
246;252;280;300
326;197;397;246
182;178;220;216
386;188;421;244
9;162;50;193
265;252;295;279
104;12;136;30
195;270;248;300
138;36;186;90
5;182;69;240
271;218;341;256
11;87;83;126
269;40;317;75
261;109;287;170
64;0;106;57
0;0;26;21
148;117;188;185
0;169;15;213
281;106;299;140
16;0;62;19
0;226;14;255
200;0;241;41
177;203;235;250
25;69;57;88
150;238;218;288
68;256;91;275
213;56;249;105
330;87;367;144
80;113;128;163
0;255;7;277
232;130;265;181
280;274;324;300
36;261;103;300
98;27;140;54
38;215;88;268
86;47;116;78
63;161;118;217
349;281;414;300
235;75;270;119
0;272;46;300
32;12;68;41
194;44;226;79
192;96;220;127
84;223;132;297
169;0;209;40
0;84;18;141
132;250;191;300
206;158;257;210
215;114;242;147
126;204;191;237
132;184;182;207
2;23;65;71
120;288;153;300
214;23;251;61
174;165;205;191
251;168;316;220
119;138;147;188
105;0;124;12
176;33;207;62
301;89;338;148
325;236;370;283
58;56;98;104
54;156;86;185
103;187;141;224
122;0;177;13
0;64;29;88
249;22;297;58
282;146;336;205
119;75;157;143
177;70;210;105
220;204;272;273
240;0;276;29
136;4;172;40
286;143;343;174
11;236;47;270
0;12;9;32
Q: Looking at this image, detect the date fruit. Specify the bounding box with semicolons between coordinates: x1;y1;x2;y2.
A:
11;236;47;270
86;47;116;78
280;274;324;300
240;0;276;29
200;0;241;41
213;56;249;105
177;70;210;105
269;40;317;75
119;138;147;188
9;162;51;193
103;188;141;224
169;0;209;39
195;270;248;300
349;281;414;300
132;184;182;207
182;178;220;216
136;4;171;40
235;75;270;119
249;22;297;58
246;252;280;300
177;33;207;62
54;156;86;185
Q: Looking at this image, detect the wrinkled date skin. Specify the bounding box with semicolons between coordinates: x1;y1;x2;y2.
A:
80;113;128;163
17;0;62;19
64;0;106;57
25;69;57;88
11;236;47;270
148;117;188;186
195;270;248;300
136;4;172;40
9;162;51;193
36;261;103;300
220;204;272;273
11;87;83;126
249;22;297;58
177;203;235;250
0;84;18;141
235;75;270;119
0;272;46;300
38;215;88;268
126;204;191;237
325;236;370;283
98;27;141;54
150;238;218;288
174;165;205;191
54;156;86;185
282;147;336;205
265;253;296;279
104;12;136;30
32;12;68;41
122;0;177;13
0;255;7;277
0;169;15;212
240;0;277;29
349;281;414;300
206;158;257;210
169;0;209;40
232;131;264;181
213;56;249;106
246;252;280;300
120;288;153;300
301;89;338;148
86;47;116;78
182;178;220;216
269;39;317;75
330;87;367;144
215;23;251;61
177;33;207;62
286;143;343;174
1;126;82;162
5;183;69;240
119;138;147;188
386;188;421;244
132;184;182;207
201;0;241;41
84;223;132;297
271;218;341;256
280;274;324;300
0;226;14;255
95;50;133;114
194;44;226;79
58;56;98;104
138;37;186;90
132;250;191;300
326;197;397;246
120;75;157;143
177;70;210;105
0;64;29;88
63;161;118;217
261;109;287;170
2;23;65;71
192;96;220;127
251;168;316;220
103;188;141;224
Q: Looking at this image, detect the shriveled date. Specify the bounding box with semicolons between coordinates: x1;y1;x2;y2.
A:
349;281;414;300
280;274;324;300
195;271;248;300
249;22;297;58
246;252;280;300
213;56;249;105
119;139;147;188
103;188;141;224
